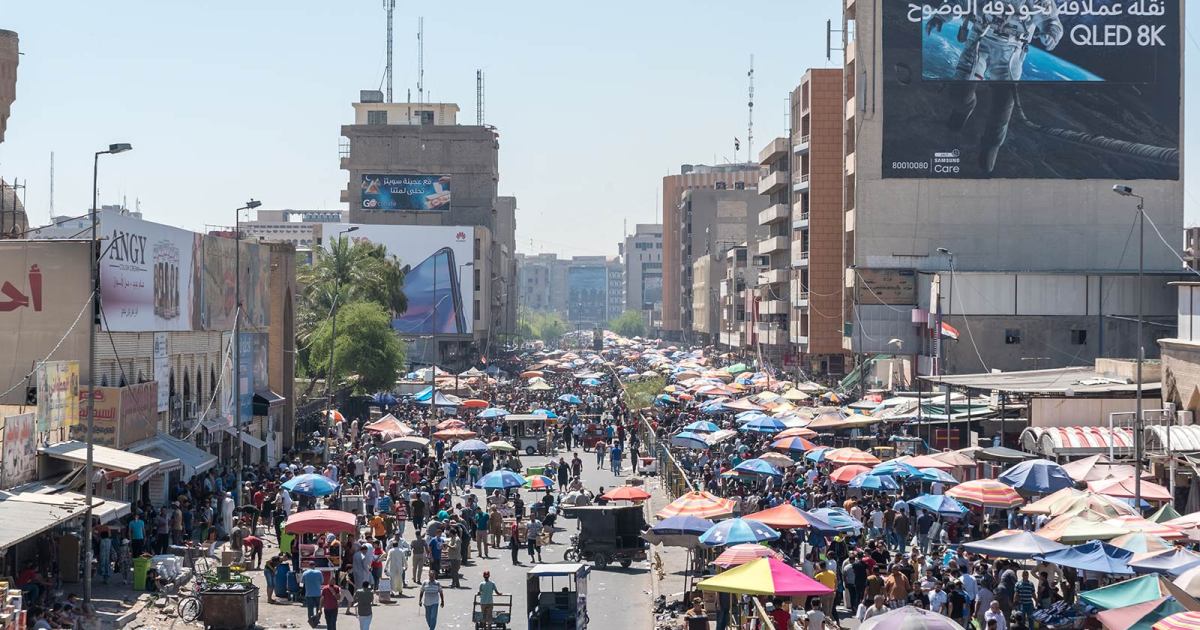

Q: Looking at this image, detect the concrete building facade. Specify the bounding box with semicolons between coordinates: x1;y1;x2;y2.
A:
0;30;15;144
756;137;791;366
691;254;725;344
621;224;663;326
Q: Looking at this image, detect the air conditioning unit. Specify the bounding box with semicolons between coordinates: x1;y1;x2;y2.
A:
1178;410;1194;426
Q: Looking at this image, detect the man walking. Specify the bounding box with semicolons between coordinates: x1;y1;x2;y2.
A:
477;571;503;627
301;565;324;627
421;575;444;629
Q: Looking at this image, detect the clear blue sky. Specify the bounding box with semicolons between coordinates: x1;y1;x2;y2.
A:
1;1;1197;257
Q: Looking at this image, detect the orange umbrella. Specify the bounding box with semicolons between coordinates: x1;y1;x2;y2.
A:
435;419;467;430
1090;476;1174;502
601;486;652;502
326;409;346;423
946;480;1024;508
432;428;478;441
830;464;872;484
521;370;544;379
824;447;881;466
656;491;735;520
776;427;818;439
714;544;785;568
742;503;810;529
462;399;489;409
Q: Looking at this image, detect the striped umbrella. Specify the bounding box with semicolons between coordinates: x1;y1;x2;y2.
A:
776;427;818;439
831;464;872;484
1153;611;1200;630
699;518;781;547
825;447;881;466
772;436;817;453
714;543;784;568
524;475;555;491
656;491;736;520
946;479;1025;508
740;417;787;435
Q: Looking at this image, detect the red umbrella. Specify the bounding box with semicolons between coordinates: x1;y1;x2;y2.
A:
435;419;467;431
831;464;872;484
602;486;652;502
432;428;478;440
714;544;784;568
462;399;489;409
284;509;358;535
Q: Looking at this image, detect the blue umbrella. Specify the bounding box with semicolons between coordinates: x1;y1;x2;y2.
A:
805;446;832;463
650;515;715;535
735;410;768;422
732;458;783;477
670;431;710;450
474;470;527;490
801;508;863;533
450;439;489;453
683;420;720;433
282;474;339;497
916;468;959;484
619;367;636;375
557;394;583;404
740;417;787;434
478;407;509;419
909;494;968;518
370;392;397;406
532;408;559;418
655;394;678;406
698;517;781;547
581;378;602;387
849;473;900;492
870;461;921;478
998;459;1074;494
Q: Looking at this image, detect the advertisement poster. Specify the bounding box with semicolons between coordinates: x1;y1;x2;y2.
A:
2;412;36;488
360;174;451;212
220;331;233;424
99;209;200;331
325;224;475;334
74;387;120;447
200;237;270;332
568;266;608;324
35;360;79;433
120;382;158;447
237;332;255;421
882;0;1180;179
153;333;169;412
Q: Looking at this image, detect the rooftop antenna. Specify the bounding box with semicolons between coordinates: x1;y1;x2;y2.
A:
747;54;754;164
384;0;395;103
476;69;485;126
417;17;425;104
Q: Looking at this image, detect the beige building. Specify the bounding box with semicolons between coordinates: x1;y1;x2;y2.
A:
755;137;791;365
691;254;724;343
0;30;15;144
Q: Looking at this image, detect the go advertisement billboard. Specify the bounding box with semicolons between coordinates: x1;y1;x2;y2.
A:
325;224;475;335
882;0;1180;180
360;174;451;212
99;209;200;331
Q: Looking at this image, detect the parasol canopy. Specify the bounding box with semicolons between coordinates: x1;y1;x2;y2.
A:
524;475;555;491
743;503;810;529
1111;532;1177;555
474;470;527;490
1131;549;1200;577
1038;540;1135;575
284;509;358;535
450;439;489;453
684;420;720;433
732;458;782;477
909;494;968;518
757;452;795;469
714;544;785;568
282;474;339;497
1097;596;1186;630
998;458;1077;495
643;515;714;547
1091;476;1175;502
772;436;817;453
824;447;881;466
601;486;652;502
432;428;478;441
946;479;1024;508
960;531;1068;559
656;491;735;520
859;606;966;630
363;414;412;435
435;419;467;431
557;393;583;404
478;407;510;419
461;399;489;409
697;557;833;597
740;417;787;435
870;461;922;478
831;464;873;484
1154;611;1200;630
849;473;900;492
487;440;516;452
382;436;430;451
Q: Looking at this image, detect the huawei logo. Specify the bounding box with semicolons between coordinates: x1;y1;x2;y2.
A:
456;231;467;241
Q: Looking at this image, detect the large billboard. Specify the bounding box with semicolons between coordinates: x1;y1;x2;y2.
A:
200;237;270;332
72;384;157;448
2;412;36;488
36;360;79;433
568;266;608;324
882;0;1180;179
360;174;451;212
100;209;200;331
326;224;475;335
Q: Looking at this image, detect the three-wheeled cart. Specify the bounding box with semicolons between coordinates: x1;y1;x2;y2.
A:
527;563;589;629
561;504;648;569
473;592;513;629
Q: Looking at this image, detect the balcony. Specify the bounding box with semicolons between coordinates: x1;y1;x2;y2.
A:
757;235;788;256
846;0;856;14
759;170;788;196
792;250;810;267
846;96;856;119
845;208;856;233
758;137;789;165
792;173;810;193
793;211;809;230
760;300;788;315
846;38;856;64
759;268;788;286
793;134;810;155
795;291;810;308
758;203;789;226
846;151;856;175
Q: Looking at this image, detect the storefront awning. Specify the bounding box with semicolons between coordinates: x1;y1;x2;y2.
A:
40;440;162;475
4;485;131;525
0;494;88;550
224;427;266;449
129;433;218;478
253;390;285;416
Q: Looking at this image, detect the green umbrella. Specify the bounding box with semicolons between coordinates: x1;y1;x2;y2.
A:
1149;503;1184;524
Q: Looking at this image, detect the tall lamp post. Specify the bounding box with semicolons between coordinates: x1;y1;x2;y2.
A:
325;227;358;442
936;247;955;449
84;142;132;605
1112;184;1145;506
233;199;260;507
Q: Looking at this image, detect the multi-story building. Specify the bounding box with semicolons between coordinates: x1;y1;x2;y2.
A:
0;29;16;144
676;188;769;340
237;209;347;261
755;137;791;367
564;256;623;328
841;0;1183;377
791;69;848;377
517;253;569;316
661;164;761;337
691;254;725;345
495;196;519;341
719;245;753;350
338;91;516;368
621;224;663;326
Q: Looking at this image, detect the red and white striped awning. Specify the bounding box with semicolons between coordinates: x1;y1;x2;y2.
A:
1020;426;1135;457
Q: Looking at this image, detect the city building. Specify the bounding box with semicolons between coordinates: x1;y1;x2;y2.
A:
661;163;761;337
564;256;623;328
338;90;515;368
677;188;769;339
691;254;724;344
517;253;569;316
755;137;791;367
0;29;15;144
791;69;847;377
841;0;1184;376
719;245;753;349
0;179;26;239
236;209;347;260
621;224;663;326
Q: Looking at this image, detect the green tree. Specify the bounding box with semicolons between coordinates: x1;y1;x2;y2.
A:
624;375;665;409
608;310;646;338
517;308;569;345
308;301;406;394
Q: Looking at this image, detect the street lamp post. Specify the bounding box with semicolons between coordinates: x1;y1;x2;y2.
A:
1112;184;1146;507
84;142;132;605
325;227;359;444
936;247;955;449
233;199;260;508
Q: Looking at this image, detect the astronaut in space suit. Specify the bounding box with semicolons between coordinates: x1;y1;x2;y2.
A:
930;0;1064;172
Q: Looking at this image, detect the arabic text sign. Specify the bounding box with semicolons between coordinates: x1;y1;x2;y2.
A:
36;360;79;433
153;333;169;412
2;412;37;488
360;174;451;212
100;209;199;331
74;387;121;447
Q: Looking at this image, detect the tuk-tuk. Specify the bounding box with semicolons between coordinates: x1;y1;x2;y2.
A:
504;414;552;455
527;563;589;629
561;504;648;569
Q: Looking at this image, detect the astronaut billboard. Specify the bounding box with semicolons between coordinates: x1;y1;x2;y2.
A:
882;0;1180;180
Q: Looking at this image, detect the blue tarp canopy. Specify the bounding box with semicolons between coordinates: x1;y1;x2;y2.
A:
1037;540;1134;574
1129;548;1200;577
961;531;1068;560
998;458;1075;494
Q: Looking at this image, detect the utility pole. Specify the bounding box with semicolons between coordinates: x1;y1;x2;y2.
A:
1113;185;1145;507
233;199;260;507
384;0;395;103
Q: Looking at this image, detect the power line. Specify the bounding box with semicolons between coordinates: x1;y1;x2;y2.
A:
0;290;95;401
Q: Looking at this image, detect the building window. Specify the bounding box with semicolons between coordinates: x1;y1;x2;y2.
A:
1071;329;1088;345
367;110;388;125
1005;329;1021;345
474;300;480;318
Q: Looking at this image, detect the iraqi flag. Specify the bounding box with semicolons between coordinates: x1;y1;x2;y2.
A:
940;321;960;340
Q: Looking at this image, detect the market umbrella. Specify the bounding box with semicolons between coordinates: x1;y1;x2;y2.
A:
461;398;489;409
581;378;602;387
859;606;966;630
1097;597;1186;630
643;515;715;547
740;417;787;435
1038;540;1135;575
998;459;1076;495
946;479;1025;508
825;447;881;466
670;431;711;450
776;427;818;439
757;452;795;469
524;475;555;491
1111;532;1177;555
382;436;430;451
487;440;516;452
961;531;1068;560
284;509;358;535
450;439;489;453
699;518;781;547
743;504;810;529
849;473;900;492
557;394;583;404
1106;516;1186;540
532;409;559;419
1152;504;1185;524
900;455;957;470
326;409;346;423
1037;513;1130;543
909;494;968;517
474;470;527;490
831;464;872;484
282;474;339;497
1154;611;1200;630
732;458;783;477
1176;567;1200;597
870;461;922;478
916;468;960;484
363;415;412;436
1085;574;1178;609
370;392;398;407
435;419;467;431
432;428;478;441
805;447;832;463
657;491;735;520
683;420;720;433
772;436;817;453
697;557;833;597
802;508;864;533
478;407;510;419
1092;476;1175;502
601;486;652;502
1132;549;1200;577
714;544;785;568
